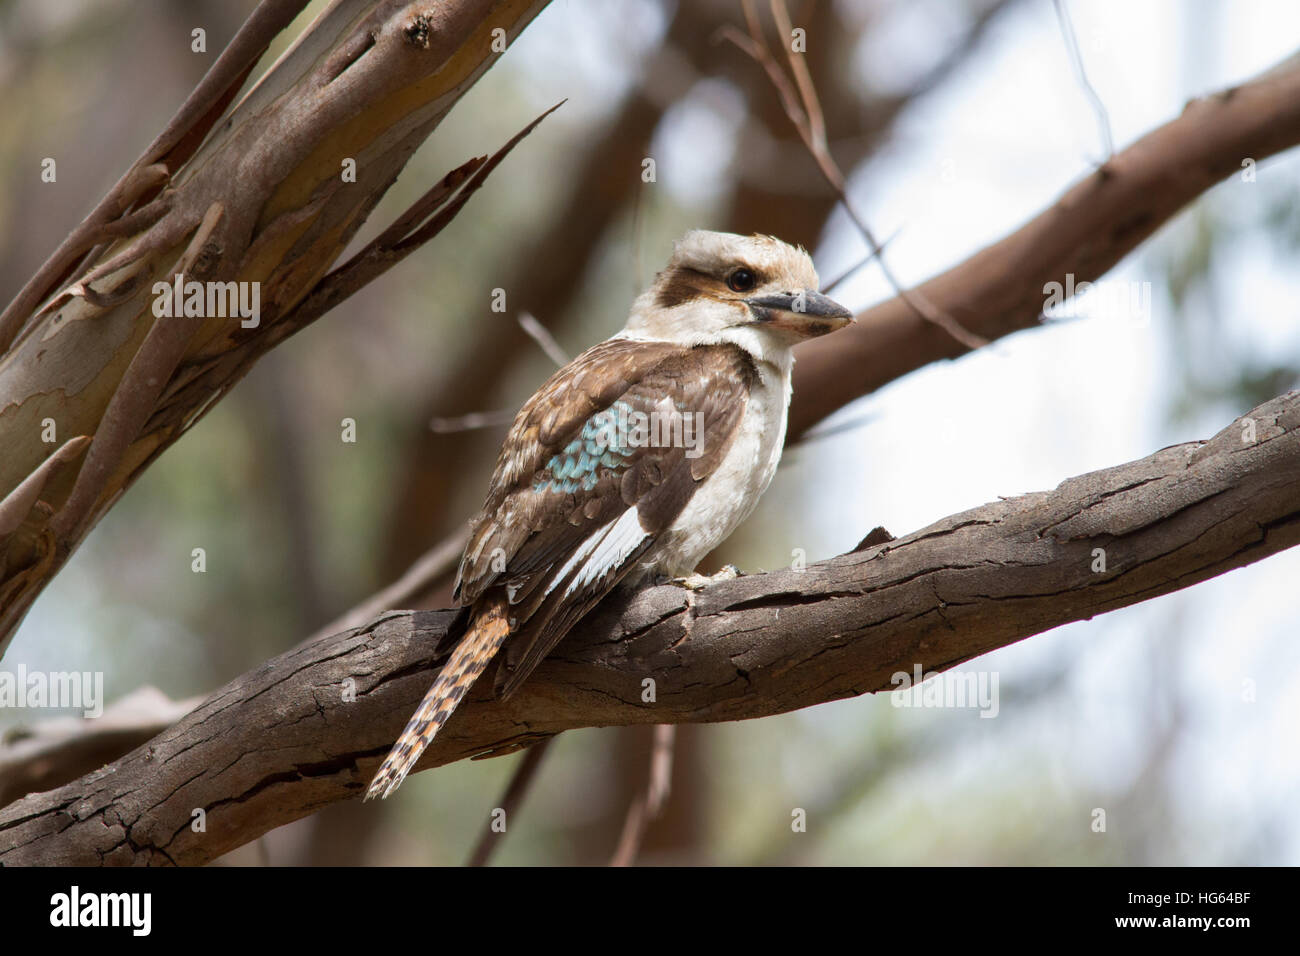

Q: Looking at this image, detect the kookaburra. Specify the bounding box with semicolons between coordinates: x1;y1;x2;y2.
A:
366;230;851;800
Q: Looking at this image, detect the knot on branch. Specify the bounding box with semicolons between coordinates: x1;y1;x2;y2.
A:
404;15;434;50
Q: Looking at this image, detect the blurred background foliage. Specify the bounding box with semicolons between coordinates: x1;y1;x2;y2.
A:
1;0;1297;864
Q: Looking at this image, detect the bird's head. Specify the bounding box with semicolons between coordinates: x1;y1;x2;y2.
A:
621;230;852;359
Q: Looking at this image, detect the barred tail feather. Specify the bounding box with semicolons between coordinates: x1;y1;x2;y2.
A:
365;608;511;801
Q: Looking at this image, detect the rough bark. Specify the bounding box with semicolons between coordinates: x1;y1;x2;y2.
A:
2;389;1295;865
0;688;201;809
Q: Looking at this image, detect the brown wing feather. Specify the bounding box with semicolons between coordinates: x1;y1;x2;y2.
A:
450;339;757;699
493;415;740;699
454;339;680;604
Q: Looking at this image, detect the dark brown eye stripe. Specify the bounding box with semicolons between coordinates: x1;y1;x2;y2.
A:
656;263;764;308
654;265;717;309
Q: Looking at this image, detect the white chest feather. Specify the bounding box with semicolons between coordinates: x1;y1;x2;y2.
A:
634;359;791;579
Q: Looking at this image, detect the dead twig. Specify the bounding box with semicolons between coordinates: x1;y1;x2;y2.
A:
466;737;555;867
516;311;568;367
718;0;987;351
304;528;469;646
609;724;676;866
1053;0;1115;160
281;101;567;333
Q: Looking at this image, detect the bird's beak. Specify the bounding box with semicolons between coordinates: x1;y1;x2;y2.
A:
745;290;853;338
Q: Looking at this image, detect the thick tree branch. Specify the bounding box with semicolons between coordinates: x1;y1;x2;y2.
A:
0;688;201;808
0;0;553;654
0;0;313;351
2;390;1296;865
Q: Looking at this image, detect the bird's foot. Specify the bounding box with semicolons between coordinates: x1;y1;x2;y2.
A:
671;564;740;591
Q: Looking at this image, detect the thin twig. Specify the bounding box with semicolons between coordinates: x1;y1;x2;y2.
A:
645;723;675;817
820;225;902;295
304;528;469;646
427;310;571;434
1053;0;1114;160
465;737;554;866
609;724;676;866
428;409;516;434
281;101;565;332
516;311;568;367
720;1;987;351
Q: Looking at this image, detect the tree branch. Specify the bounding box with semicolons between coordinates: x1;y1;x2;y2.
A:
2;390;1296;865
788;48;1300;441
0;0;313;351
0;688;201;808
0;0;554;654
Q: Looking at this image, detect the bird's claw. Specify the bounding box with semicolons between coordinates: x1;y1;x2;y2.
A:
671;565;740;590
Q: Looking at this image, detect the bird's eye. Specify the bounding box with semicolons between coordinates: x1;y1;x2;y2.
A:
726;268;756;292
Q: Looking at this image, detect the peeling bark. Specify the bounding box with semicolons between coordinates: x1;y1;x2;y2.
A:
0;0;553;654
